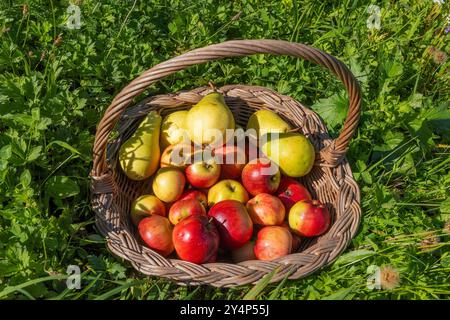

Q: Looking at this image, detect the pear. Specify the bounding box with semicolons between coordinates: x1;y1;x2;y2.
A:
119;111;162;180
160;110;189;150
261;132;315;178
185;92;235;146
247;110;291;137
226;106;235;130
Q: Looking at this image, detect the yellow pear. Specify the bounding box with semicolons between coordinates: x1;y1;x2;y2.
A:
226;106;235;130
119;111;161;180
185;92;235;146
261;132;315;178
160;110;188;150
246;110;291;137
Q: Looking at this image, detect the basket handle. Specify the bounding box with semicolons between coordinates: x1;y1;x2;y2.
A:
92;39;361;176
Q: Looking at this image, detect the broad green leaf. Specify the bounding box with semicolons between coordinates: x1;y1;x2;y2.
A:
311;92;349;130
276;79;291;95
107;262;127;280
373;131;404;152
0;260;20;277
88;255;106;271
20;169;31;187
396;153;415;174
384;131;404;149
0;113;33;126
0;145;12;160
27;146;42;162
383;60;403;78
45;176;80;199
361;171;373;185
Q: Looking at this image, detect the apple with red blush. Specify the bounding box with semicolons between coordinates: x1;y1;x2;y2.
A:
185;157;221;188
213;144;246;180
246;193;285;226
208;200;253;250
168;199;206;225
172;215;220;264
241;158;281;196
276;177;312;211
254;226;292;261
288;200;331;237
138;215;174;257
178;189;207;209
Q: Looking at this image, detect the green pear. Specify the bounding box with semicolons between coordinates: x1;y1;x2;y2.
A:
119;111;161;180
261;132;315;178
246;110;291;137
160;110;188;150
185;92;235;146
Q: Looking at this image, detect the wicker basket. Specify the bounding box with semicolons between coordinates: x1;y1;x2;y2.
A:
90;40;362;287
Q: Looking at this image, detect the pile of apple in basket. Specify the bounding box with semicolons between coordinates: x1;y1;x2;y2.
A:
120;91;330;264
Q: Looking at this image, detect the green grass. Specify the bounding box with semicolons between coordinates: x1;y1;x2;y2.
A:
0;0;449;300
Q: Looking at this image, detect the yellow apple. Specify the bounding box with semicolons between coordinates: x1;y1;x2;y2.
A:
130;194;166;226
152;168;186;203
207;179;249;207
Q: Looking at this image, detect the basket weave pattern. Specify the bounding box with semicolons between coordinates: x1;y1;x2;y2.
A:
90;40;361;287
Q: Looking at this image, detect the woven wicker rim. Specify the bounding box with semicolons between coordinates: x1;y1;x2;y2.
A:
90;40;362;287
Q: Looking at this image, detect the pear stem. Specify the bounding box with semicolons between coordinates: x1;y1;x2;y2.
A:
287;127;302;133
208;81;218;92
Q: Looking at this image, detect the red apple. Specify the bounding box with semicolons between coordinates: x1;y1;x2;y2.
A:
208;200;253;250
276;177;312;211
246;193;285;226
241;158;281;196
254;226;292;261
160;143;193;168
245;134;259;163
231;240;256;263
168;199;206;225
185;157;221;188
288;200;331;237
138;215;174;257
178;189;207;209
213;144;246;180
172;215;220;264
